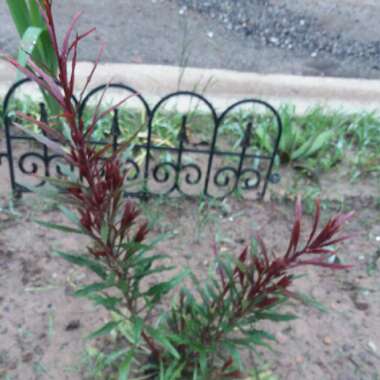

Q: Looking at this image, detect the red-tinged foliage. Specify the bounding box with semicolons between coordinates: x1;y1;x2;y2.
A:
121;201;140;230
256;296;279;309
212;196;353;326
3;1;147;262
134;222;149;243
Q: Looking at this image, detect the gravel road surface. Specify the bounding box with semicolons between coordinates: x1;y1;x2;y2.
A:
0;0;379;79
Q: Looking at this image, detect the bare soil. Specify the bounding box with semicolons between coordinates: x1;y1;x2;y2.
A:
1;0;380;79
0;150;380;379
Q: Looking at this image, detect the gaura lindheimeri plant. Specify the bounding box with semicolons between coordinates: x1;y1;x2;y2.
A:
2;2;354;379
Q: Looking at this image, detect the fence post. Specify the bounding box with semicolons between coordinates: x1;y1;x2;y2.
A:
111;109;120;153
4;116;20;198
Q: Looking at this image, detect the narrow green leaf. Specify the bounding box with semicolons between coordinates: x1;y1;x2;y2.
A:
22;182;60;199
146;327;180;359
119;241;152;254
44;176;81;189
54;251;107;279
101;222;109;242
87;321;120;340
248;330;276;341
292;130;333;160
291;291;328;313
91;294;122;312
59;205;80;225
145;270;189;302
118;350;134;380
104;348;128;366
35;220;84;234
199;351;207;375
255;312;298;322
74;282;113;297
132;317;143;345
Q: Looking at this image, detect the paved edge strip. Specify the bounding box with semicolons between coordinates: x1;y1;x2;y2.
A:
1;61;380;113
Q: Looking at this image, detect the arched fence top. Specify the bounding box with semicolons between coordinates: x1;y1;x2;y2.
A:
1;79;282;200
78;82;151;118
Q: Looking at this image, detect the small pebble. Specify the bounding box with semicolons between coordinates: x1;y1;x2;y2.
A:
269;36;279;45
65;320;81;331
323;336;332;345
342;343;352;352
354;300;369;311
276;332;287;344
295;355;304;364
368;341;377;353
22;352;33;363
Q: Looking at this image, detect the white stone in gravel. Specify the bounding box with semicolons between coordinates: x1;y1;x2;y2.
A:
270;37;279;45
368;341;377;353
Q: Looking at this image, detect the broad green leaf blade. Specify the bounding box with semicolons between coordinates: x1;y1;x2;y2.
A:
6;0;31;36
28;0;46;29
17;26;44;79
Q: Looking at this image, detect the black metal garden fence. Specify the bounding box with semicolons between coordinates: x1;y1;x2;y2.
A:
0;79;282;200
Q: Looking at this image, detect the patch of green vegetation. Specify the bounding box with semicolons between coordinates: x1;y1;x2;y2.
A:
1;97;379;179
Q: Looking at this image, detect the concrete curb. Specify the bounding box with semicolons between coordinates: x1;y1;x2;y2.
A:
1;61;380;113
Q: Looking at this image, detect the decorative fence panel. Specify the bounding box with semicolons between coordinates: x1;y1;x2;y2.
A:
0;79;282;200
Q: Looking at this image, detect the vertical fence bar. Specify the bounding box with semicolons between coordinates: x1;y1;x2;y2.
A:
111;109;120;153
4;116;19;197
260;112;282;200
39;103;50;177
143;111;154;199
175;115;187;190
235;121;252;191
204;114;220;197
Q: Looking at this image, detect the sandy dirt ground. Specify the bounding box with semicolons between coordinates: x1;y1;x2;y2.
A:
0;140;379;379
